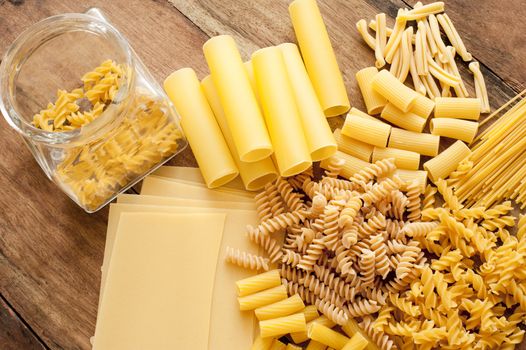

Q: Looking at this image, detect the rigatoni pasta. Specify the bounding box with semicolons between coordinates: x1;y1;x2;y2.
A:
411;94;435;119
434;97;481;120
423;139;471;182
307;323;350;349
380;103;427;132
333;129;373;162
388;127;440;156
259;312;307;338
255;294;305;320
235;269;281;297
372;69;418;112
355;67;388;115
430;118;479;143
341;113;391;147
372;146;420;170
238;285;288;311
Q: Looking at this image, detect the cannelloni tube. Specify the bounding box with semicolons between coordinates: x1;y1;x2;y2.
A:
252;47;312;177
289;0;350;117
201;75;278;190
203;35;273;162
279;43;337;161
164;68;238;188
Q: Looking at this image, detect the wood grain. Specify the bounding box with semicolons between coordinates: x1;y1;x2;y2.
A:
0;295;46;350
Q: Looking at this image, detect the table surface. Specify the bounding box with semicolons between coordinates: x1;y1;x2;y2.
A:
0;0;524;349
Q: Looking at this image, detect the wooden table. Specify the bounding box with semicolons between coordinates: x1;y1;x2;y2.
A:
0;0;524;348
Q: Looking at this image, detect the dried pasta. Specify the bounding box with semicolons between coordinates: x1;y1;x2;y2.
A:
434;97;481;120
341;113;391;147
236;269;282;297
372;69;418;112
388;127;440;156
380;103;427;132
238;285;288;311
372;147;420;170
259;312;307;338
333;129;374;162
308;322;350;349
226;246;270;271
356;67;388;115
430;118;479;143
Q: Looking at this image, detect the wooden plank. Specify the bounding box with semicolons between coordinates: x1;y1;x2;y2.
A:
0;0;207;349
403;0;526;92
0;295;47;350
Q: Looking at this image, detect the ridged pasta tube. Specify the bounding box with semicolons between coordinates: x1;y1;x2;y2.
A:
333;129;374;162
238;284;288;311
255;294;306;320
430;118;479;143
236;269;282;297
372;147;420;171
372;70;418;113
380;103;427;132
307;322;350;348
341;113;392;147
424;140;471;182
388;128;440;157
356;67;388;115
434;97;481;120
259;312;307;338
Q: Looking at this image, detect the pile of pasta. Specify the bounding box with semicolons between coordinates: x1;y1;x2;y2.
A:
226;157;526;349
32;59;122;131
356;1;489;111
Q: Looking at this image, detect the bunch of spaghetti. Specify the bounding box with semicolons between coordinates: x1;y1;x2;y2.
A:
227;157;526;349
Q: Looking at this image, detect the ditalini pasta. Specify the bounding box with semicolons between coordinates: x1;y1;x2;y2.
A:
372;69;418;112
203;35;273;162
380;103;427;132
163;68;239;188
235;269;281;297
333;129;374;162
388;127;440;156
341;113;391;147
320;151;370;179
307;323;350;349
279;43;337;161
423;140;471;182
289;0;350;117
355;67;387;115
430;118;479;143
201;75;278;191
434;97;481;120
252;46;312;177
372;146;420;170
411;94;435;119
255;294;305;320
238;284;288;311
259;312;307;338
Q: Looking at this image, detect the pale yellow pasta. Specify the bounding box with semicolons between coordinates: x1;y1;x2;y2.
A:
341;113;391;147
381;103;427;132
444;45;468;97
348;107;381;122
286;344;302;350
372;69;418;113
236;269;282;297
368;19;393;36
333;129;374;162
255;294;306;320
397;27;413;82
356;67;388;115
426;53;461;87
252;335;274;350
306;340;327;350
270;339;287;350
259;312;307;338
302;305;320;322
414;22;428;76
384;9;407;64
388;127;440;156
401;1;445;20
307;322;349;349
372;146;420;170
356;19;376;50
434;97;481;120
395;169;428;192
374;13;387;69
436;13;472;61
423;140;471;182
290;315;335;344
422;67;441;99
469;61;490;113
320;151;370;179
430;118;479;143
409;49;427;96
238;285;288;311
342;332;369;350
411;94;435;119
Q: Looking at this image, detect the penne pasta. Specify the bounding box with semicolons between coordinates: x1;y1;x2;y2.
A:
411;94;435;119
320;151;370;178
388;127;440;156
373;146;420;170
374;13;387;68
395;169;428;191
430;118;479;143
355;67;388;115
381;103;427;132
423;140;471;182
356;19;376;50
434;97;481;120
333;128;374;162
372;69;418;112
341;112;391;147
401;1;445;21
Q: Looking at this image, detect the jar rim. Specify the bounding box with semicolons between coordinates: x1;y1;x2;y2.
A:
0;12;135;144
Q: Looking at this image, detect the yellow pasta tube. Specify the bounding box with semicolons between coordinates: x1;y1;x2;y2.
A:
348;107;380;122
259;312;307;338
279;43;337;161
270;339;287;350
255;294;306;321
333;129;373;162
355;67;388;115
203;35;272;162
372;69;418;112
356;19;376;50
252;47;312;177
289;0;350;117
286;344;302;350
341;319;379;350
201;75;278;191
238;285;288;311
388;127;440;156
308;322;349;349
342;333;369;350
374;13;387;68
395;169;428;192
302;305;320;322
235;269;282;297
372;146;420;170
252;335;274;350
341;113;391;147
163;68;238;188
401;1;445;20
320;151;370;178
380;103;427;132
306;340;327;350
424;140;471;182
430;118;479;143
291;315;335;344
434;97;481;120
411;94;435;119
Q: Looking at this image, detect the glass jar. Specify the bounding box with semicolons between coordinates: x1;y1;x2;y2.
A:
0;9;187;212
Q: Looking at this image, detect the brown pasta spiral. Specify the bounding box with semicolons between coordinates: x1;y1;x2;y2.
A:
253;210;308;236
276;177;306;212
247;226;283;263
406;180;423;222
297;237;327;272
346;298;381;317
225;247;269;271
314;298;349;326
349;158;396;189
